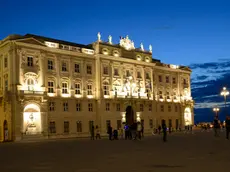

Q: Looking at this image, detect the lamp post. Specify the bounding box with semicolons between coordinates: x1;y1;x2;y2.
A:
220;87;229;117
213;107;220;118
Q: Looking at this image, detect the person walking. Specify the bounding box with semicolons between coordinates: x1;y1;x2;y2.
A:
137;122;142;140
225;116;230;140
162;120;167;142
90;124;95;140
213;117;220;137
95;125;101;140
107;124;113;140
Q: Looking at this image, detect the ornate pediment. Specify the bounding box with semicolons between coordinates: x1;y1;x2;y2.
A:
15;38;45;46
119;35;135;50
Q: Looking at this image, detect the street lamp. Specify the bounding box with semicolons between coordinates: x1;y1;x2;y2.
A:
220;87;229;116
213;107;220;118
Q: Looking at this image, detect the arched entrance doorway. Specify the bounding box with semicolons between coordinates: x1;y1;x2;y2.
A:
125;106;134;125
184;107;192;126
3;120;8;141
23;104;42;135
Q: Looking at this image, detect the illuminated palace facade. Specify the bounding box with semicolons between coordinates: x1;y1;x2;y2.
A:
0;33;194;142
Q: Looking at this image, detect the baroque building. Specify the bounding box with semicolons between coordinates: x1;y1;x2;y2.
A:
0;33;194;142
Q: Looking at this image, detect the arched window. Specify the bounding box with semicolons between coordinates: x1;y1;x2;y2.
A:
103;82;110;95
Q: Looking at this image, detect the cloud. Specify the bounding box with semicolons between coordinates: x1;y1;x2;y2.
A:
190;58;230;121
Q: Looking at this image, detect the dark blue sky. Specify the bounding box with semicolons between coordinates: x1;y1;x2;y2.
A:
1;0;230;122
1;0;230;65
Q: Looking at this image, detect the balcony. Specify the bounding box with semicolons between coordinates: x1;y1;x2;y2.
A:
24;90;44;95
18;90;46;97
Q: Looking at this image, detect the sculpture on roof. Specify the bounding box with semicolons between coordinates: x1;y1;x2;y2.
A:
149;44;152;53
119;35;135;50
97;32;101;42
140;43;144;51
108;35;112;44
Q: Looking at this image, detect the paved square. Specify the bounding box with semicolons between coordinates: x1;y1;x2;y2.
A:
0;131;230;172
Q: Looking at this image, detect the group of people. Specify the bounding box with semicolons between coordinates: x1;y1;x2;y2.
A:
213;116;230;139
89;121;144;141
123;121;144;140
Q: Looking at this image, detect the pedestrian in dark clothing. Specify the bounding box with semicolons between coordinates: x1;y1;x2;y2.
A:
158;125;161;134
90;125;95;140
213;117;220;137
225;116;230;139
107;125;113;140
124;124;129;140
113;129;118;140
162;120;167;142
141;124;144;138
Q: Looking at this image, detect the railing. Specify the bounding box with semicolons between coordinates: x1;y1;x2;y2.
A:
21;90;44;95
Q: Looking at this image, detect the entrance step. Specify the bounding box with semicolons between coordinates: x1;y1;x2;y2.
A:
21;134;46;142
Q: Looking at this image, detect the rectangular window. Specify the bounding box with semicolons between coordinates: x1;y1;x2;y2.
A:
114;68;119;76
49;122;56;133
75;83;81;95
116;103;120;111
106;120;111;128
140;104;144;112
175;105;178;112
4;80;8;91
62;82;68;94
88;103;93;112
173;77;176;84
105;103;110;111
176;119;179;129
49;101;55;111
159;91;163;99
158;75;162;82
148;104;152;111
126;70;130;77
117;120;122;130
160;105;164;112
4;57;7;68
168;105;171;112
87;84;92;95
183;79;187;84
137;71;141;78
64;121;69;133
166;76;169;83
48;60;53;70
74;63;80;73
166;92;170;99
103;66;108;75
48;81;54;93
76;103;81;111
62;62;67;72
103;83;109;95
146;73;150;79
87;65;92;74
27;57;33;67
169;119;172;127
76;121;82;132
63;101;68;111
149;119;153;129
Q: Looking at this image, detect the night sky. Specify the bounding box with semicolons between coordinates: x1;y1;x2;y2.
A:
1;0;230;122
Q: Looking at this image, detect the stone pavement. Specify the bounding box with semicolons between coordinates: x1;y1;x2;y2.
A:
0;131;230;172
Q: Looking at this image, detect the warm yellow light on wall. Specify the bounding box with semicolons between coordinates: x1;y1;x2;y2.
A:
136;112;141;122
87;95;93;99
61;94;71;98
